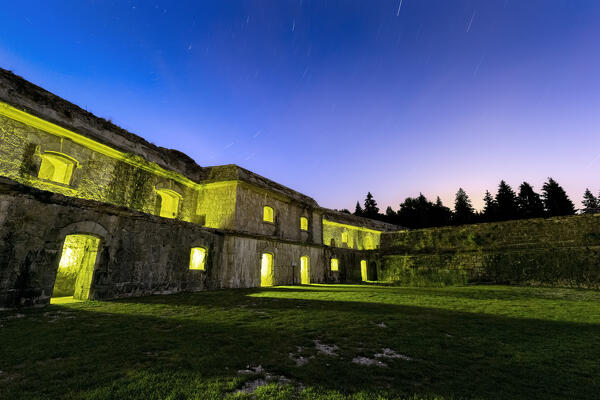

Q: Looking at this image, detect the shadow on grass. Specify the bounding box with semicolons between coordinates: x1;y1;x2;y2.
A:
1;287;599;400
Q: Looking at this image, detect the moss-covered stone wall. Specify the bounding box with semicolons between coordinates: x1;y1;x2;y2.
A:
379;215;600;288
322;219;381;250
0;114;201;221
0;178;335;308
234;182;320;243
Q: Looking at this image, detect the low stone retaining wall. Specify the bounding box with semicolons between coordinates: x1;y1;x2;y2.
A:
379;215;600;288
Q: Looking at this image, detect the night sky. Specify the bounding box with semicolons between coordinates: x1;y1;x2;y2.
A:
1;1;598;211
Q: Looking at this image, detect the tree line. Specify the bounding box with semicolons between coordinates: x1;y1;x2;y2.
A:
343;178;600;229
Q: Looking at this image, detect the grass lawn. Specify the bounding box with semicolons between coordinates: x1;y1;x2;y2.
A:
1;284;599;400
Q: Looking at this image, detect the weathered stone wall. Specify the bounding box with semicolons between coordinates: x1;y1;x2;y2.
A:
324;247;376;283
196;181;238;229
379;215;600;288
321;209;401;250
218;235;327;287
0;114;201;222
234;182;321;244
0;177;225;308
322;219;381;250
0;178;338;308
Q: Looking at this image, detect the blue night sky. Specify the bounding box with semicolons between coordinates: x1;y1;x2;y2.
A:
1;1;599;211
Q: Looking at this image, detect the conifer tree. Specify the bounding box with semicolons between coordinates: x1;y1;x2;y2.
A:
397;195;434;229
431;196;452;227
363;192;379;218
354;201;363;216
517;182;545;219
482;190;498;222
495;180;519;221
385;206;398;225
542;178;575;216
453;188;475;225
582;188;599;213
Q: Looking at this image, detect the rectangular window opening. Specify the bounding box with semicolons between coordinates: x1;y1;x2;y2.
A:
330;258;339;272
189;247;207;270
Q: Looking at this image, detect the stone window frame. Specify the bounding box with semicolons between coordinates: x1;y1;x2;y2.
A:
37;150;79;187
300;216;309;231
155;187;182;219
189;246;208;271
330;258;339;272
263;205;275;224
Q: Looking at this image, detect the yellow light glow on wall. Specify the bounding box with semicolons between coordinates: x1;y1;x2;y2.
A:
300;256;310;284
263;206;274;223
361;260;368;281
331;258;339;271
0;101;206;191
38;152;77;185
189;247;207;270
322;219;382;250
156;188;181;219
300;216;308;231
261;253;274;286
53;234;100;300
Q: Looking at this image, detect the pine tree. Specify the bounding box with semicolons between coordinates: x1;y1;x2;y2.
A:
517;182;545;219
354;201;363;216
384;206;398;225
453;188;475;225
397;195;430;229
582;188;599;214
495;180;519;221
363;192;379;218
431;196;452;227
542;177;575;216
482;190;498;222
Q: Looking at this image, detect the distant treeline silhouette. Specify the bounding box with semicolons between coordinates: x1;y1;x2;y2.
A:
343;178;599;229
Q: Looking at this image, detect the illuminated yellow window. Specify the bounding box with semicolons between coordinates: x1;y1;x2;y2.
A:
189;247;207;270
330;258;339;271
261;253;274;286
300;216;308;231
361;260;368;281
300;256;310;284
38;152;77;185
156;189;181;219
342;232;348;244
263;206;274;223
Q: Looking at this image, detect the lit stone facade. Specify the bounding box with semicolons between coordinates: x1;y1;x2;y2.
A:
0;69;400;308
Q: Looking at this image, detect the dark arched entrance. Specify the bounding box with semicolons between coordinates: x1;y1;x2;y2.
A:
368;261;378;281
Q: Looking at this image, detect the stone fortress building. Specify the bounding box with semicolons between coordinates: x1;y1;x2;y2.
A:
0;69;401;308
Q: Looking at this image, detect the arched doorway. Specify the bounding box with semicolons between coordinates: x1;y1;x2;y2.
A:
300;256;310;284
368;261;378;281
51;234;101;303
260;253;274;287
360;260;368;281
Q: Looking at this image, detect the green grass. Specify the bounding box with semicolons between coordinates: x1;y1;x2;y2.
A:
1;284;599;399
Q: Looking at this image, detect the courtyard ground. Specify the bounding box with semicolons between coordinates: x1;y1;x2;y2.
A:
1;284;599;400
